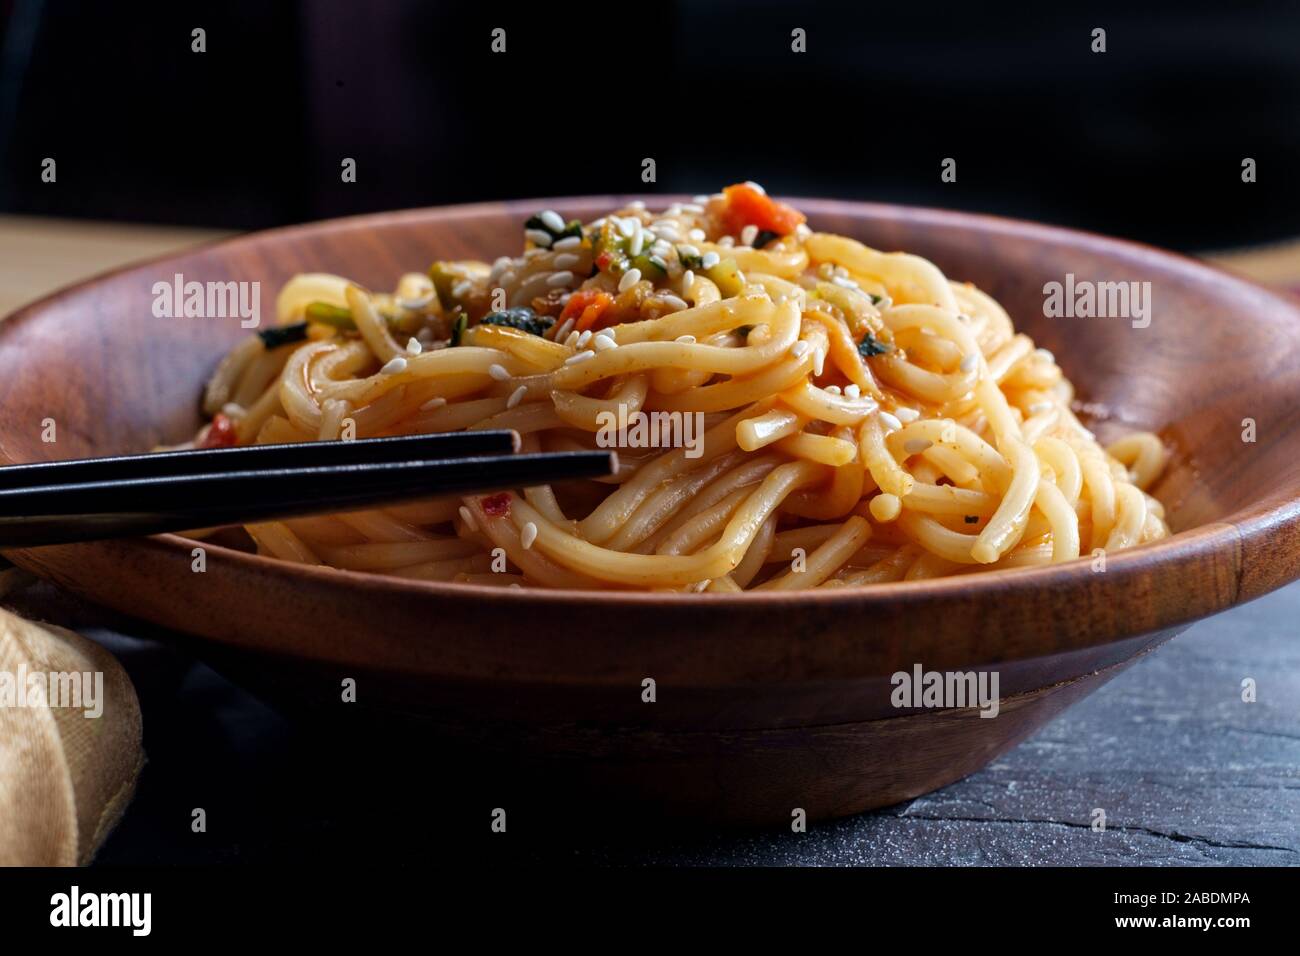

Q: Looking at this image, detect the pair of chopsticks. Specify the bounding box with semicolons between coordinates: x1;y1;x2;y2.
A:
0;432;614;547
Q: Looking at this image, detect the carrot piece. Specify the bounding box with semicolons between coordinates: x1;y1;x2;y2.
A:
561;290;614;332
720;183;806;237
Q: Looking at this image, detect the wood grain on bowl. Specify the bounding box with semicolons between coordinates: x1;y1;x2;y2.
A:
2;198;1299;824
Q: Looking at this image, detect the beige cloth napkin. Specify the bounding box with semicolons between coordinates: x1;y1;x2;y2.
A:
0;595;143;865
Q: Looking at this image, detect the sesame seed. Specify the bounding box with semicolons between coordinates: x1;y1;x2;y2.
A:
563;331;580;348
718;236;735;248
547;271;574;287
419;396;447;411
813;347;825;376
564;350;595;366
539;210;565;233
832;276;860;289
791;341;811;358
406;337;422;355
452;280;472;298
506;384;528;409
825;385;842;395
960;353;978;373
553;235;582;251
618;217;636;238
655;227;681;242
879;412;903;431
904;438;933;455
744;180;766;194
525;228;553;247
523;248;545;260
894;406;920;423
845;384;861;399
458;506;478;532
682;270;695;292
629;228;644;257
553;317;575;341
701;252;720;269
740;224;758;246
688;228;706;242
380;356;408;375
675;334;697;344
520;521;538;549
488;363;510;381
576;329;593;348
593;334;618;352
678;243;700;258
590;218;606;228
618;268;642;293
660;295;689;312
553;253;580;269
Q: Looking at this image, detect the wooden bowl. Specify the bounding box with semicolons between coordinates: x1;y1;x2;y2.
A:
3;198;1299;825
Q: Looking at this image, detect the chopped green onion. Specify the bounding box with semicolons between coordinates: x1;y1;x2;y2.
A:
304;301;355;329
450;313;468;347
677;246;704;270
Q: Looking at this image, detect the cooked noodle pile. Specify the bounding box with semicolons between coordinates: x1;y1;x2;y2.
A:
191;182;1169;590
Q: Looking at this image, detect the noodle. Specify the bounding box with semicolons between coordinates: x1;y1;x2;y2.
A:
188;183;1170;590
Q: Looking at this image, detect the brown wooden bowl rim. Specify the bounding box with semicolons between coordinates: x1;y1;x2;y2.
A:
3;196;1299;638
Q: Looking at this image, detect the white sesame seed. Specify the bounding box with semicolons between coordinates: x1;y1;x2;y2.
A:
682;270;695;292
547;271;574;287
894;406;921;422
677;243;700;258
380;356;408;375
525;228;552;247
825;385;842;395
960;353;978;373
406;337;422;355
688;228;706;242
593;334;618;352
490;255;512;278
845;384;861;399
879;412;903;432
618;268;642;293
564;350;595;366
813;347;825;376
660;295;689;312
651;240;673;257
553;253;580;269
718;236;735;248
458;506;478;532
506;384;528;409
576;329;593;348
553;317;575;341
740;224;758;246
904;438;933;455
590;218;606;228
618;217;636;238
791;341;811;358
675;334;697;344
523;248;545;260
552;235;582;251
832;276;860;289
654;227;680;243
701;252;720;269
520;521;538;549
452;280;472;298
539;210;565;233
744;180;766;194
488;363;510;381
419;396;447;411
563;331;580;349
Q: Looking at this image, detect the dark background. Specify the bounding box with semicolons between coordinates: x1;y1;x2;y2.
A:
1;0;1297;251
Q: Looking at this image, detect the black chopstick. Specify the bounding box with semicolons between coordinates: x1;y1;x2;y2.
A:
0;432;519;489
0;443;615;548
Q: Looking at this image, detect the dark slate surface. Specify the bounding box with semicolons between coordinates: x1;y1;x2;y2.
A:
9;578;1298;867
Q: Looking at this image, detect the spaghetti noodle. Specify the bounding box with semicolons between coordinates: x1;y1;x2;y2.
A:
190;183;1169;590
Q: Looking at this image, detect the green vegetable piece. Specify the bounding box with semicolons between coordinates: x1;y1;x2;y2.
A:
752;229;781;249
631;253;668;279
857;333;894;358
304;301;355;329
480;307;555;337
258;322;310;349
705;257;745;297
677;246;704;270
450;313;469;347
